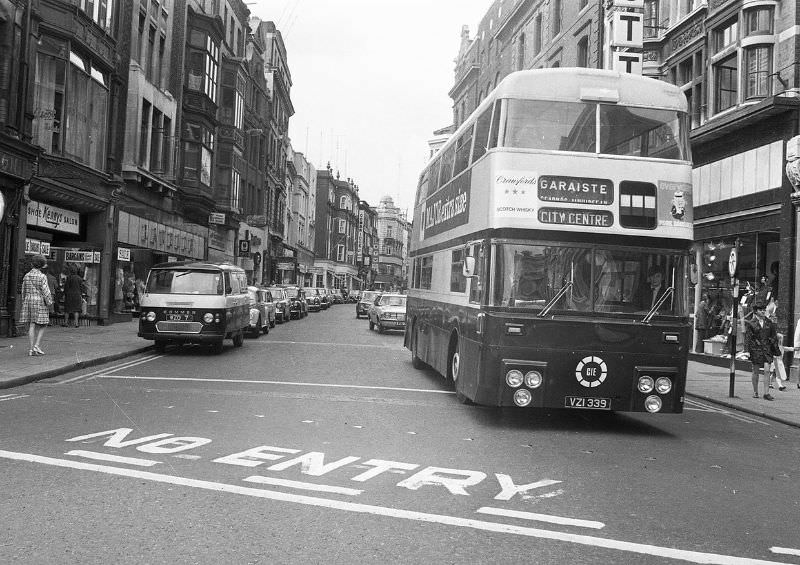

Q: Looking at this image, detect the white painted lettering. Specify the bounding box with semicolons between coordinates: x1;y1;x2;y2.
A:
350;459;420;482
267;452;361;476
136;437;212;454
65;428;173;448
494;474;562;501
212;445;300;467
396;466;487;496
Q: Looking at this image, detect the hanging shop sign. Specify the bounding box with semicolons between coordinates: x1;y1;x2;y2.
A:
25;239;50;255
27;200;80;234
209;213;226;225
246;215;267;227
117;247;131;261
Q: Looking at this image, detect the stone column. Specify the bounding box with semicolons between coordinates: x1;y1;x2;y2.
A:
785;136;800;363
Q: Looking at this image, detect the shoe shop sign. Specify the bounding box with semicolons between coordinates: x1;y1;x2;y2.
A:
27;200;80;235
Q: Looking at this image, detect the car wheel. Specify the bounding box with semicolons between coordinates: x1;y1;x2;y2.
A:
263;321;269;335
377;323;384;334
233;331;244;348
270;316;276;328
369;319;374;331
250;318;261;338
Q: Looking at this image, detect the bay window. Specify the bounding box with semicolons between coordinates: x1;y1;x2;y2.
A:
183;122;214;186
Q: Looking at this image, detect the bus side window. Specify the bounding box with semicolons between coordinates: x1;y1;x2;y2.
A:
472;106;493;163
468;245;485;304
224;272;232;295
488;102;502;150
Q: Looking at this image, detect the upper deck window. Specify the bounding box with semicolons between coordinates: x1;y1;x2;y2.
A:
502;99;690;160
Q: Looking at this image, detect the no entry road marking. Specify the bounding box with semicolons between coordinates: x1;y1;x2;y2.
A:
0;448;788;565
476;507;605;529
65;449;161;467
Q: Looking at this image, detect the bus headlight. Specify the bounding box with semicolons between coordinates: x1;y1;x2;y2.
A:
505;370;523;388
644;395;663;413
513;389;532;406
203;313;214;324
638;375;654;393
655;377;672;394
524;370;543;389
145;311;156;322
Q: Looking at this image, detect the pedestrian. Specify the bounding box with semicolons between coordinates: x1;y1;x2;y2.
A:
46;269;57;316
694;293;711;353
63;265;84;328
19;254;53;356
793;318;800;389
745;300;781;400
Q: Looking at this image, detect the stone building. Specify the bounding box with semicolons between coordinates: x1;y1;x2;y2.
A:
312;165;359;290
373;195;409;292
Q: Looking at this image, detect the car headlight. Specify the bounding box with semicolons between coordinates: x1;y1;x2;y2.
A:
203;312;214;323
145;311;156;322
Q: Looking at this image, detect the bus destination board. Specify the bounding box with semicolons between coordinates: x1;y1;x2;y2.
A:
538;207;614;227
538;175;614;205
423;173;471;239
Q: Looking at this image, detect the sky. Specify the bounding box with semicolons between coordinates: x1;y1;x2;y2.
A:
250;0;492;217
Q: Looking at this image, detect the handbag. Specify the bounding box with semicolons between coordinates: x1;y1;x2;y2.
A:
80;297;88;315
774;356;788;381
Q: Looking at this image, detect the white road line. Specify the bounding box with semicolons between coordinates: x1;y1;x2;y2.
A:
96;375;456;395
58;355;163;385
476;507;605;529
244;475;363;496
0;394;28;402
685;399;770;425
770;547;800;556
65;450;161;467
0;449;787;565
263;340;398;349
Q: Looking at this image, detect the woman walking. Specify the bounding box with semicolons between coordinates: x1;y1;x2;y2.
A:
20;254;53;356
63;265;84;328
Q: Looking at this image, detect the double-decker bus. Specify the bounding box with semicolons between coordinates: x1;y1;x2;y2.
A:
405;68;693;413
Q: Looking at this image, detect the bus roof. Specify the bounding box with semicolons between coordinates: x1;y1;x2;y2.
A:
491;68;687;111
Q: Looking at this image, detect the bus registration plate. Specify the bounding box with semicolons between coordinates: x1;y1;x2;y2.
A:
564;396;611;410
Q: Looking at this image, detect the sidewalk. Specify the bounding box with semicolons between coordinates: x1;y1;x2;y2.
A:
1;325;798;428
0;320;152;389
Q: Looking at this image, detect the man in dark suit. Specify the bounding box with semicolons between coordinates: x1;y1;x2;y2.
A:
637;267;667;312
745;300;780;400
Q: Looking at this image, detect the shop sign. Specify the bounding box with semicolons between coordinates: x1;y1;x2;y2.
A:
117;247;131;262
246;215;267;227
25;239;50;255
276;262;295;270
0;150;33;180
65;250;97;263
209;213;226;225
208;227;227;251
94;251;101;263
27;200;80;235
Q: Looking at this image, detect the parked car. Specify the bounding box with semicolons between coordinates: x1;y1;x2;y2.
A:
368;293;407;333
356;290;379;319
246;286;275;337
267;286;291;323
306;288;323;312
282;286;308;319
331;289;345;304
316;288;332;309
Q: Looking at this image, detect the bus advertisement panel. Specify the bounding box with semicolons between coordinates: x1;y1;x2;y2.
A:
406;68;693;414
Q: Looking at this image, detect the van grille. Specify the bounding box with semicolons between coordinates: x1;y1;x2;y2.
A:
156;321;203;334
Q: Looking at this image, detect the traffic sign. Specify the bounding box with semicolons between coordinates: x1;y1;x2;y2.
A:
238;239;251;257
728;247;737;277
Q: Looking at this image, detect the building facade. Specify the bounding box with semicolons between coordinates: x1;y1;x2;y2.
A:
286;146;315;286
312;165;359;290
357;200;378;289
373;195;409;292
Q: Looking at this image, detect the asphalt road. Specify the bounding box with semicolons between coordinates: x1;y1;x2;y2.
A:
1;305;799;565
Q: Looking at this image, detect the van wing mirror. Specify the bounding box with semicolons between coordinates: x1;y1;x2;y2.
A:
463;255;476;278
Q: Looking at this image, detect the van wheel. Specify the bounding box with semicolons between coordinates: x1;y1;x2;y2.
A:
211;340;224;354
263;322;269;335
233;331;244;348
154;340;167;353
411;325;425;370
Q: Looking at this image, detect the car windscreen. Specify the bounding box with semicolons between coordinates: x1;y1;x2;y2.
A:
145;269;223;295
284;288;299;298
362;292;377;302
379;296;406;307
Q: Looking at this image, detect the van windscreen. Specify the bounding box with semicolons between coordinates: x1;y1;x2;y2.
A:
146;269;223;295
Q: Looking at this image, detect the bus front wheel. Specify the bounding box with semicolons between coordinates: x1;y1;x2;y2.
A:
448;336;473;405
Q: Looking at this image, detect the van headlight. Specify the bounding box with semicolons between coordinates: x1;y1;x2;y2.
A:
145;311;156;322
203;312;214;323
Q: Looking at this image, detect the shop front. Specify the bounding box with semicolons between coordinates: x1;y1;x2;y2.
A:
115;211;206;316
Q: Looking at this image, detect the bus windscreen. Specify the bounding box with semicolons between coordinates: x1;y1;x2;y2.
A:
492;243;686;316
